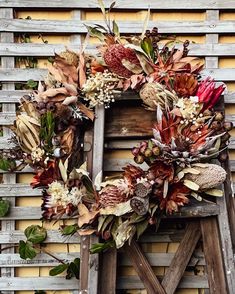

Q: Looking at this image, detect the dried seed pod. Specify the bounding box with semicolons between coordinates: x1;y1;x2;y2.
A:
221;132;231;143
203;109;213;117
135;183;150;198
144;148;153;157
214;112;224;121
134;155;144;164
219;151;228;162
47;102;56;112
211;120;221;130
35;102;46;111
130;197;149;215
223;121;233;131
152;146;161;156
67;179;75;188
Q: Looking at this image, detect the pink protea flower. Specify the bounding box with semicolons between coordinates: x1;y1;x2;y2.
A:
196;77;225;110
103;44;141;78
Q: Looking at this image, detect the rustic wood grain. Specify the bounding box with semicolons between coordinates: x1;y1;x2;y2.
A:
161;222;201;294
200;217;227;294
0;0;234;9
124;239;166;294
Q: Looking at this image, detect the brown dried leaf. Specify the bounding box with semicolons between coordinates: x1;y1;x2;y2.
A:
77;102;95;121
77;203;99;228
78;53;86;88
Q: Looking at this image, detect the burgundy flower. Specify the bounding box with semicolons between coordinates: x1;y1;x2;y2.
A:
196;77;225;110
31;161;59;189
103;44;141;78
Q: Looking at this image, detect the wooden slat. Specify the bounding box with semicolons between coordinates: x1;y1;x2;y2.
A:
0;277;79;290
0;89;234;104
0;253;79;267
0;0;235;9
161;222;201;294
0;230;80;244
117;276;209;289
119;251;206;267
1;19;235;34
2;43;235;57
124;239;166;294
0;184;41;196
201;217;227;293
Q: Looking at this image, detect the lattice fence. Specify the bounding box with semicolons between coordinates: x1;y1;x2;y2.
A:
0;1;235;293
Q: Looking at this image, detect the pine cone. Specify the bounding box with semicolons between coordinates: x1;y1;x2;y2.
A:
139;82;178;110
103;44;140;78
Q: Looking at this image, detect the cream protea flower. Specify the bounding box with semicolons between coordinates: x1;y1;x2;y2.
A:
82;71;121;108
31;147;45;163
175;97;202;120
66;186;85;206
139;82;178;110
47;181;69;205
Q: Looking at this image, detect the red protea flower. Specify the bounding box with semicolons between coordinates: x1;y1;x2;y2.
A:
123;164;145;186
159;182;190;214
196;77;225;110
98;185;128;208
103;44;141;78
31;161;59;189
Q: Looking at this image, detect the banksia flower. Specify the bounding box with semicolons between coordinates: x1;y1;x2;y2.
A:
103;44;141;78
139;82;178;110
59;49;79;67
174;73;198;97
184;163;226;190
196;78;225;110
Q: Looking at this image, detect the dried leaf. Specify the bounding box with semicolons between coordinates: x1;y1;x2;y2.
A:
121;59;143;74
77;203;99;227
62;96;78;106
59;159;68;182
100;200;133;216
78;229;96;236
182;168;200;175
191;191;202;201
94;171;103;190
183;179;200;191
79;53;86;88
136;52;154;75
77;102;95;121
205;189;223;197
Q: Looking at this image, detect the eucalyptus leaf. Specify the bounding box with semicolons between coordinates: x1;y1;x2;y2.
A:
85;25;105;42
66;258;80;279
0;158;16;171
0;199;10;217
90;240;115;254
61;224;78;236
112;20;119;37
136;219;149;239
24;225;47;244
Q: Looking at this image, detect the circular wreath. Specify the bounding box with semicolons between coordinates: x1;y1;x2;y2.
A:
0;4;232;270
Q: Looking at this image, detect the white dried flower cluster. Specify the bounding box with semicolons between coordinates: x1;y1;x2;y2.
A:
176;98;201;122
82;71;120;108
31;147;45;163
47;181;84;208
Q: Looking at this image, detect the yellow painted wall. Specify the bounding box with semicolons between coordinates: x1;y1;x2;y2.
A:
9;6;235;294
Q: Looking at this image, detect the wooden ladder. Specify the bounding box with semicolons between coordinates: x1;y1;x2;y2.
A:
82;97;235;294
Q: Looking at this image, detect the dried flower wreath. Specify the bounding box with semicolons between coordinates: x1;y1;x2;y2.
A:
0;1;232;277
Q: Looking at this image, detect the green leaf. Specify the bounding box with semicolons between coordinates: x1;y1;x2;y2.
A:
84;25;105;42
26;79;38;89
60;225;78;236
66;258;80;279
141;38;154;60
90;240;115;254
136;219;149;239
112;20;119;37
19;240;37;260
0;158;16;171
0;199;10;217
49;264;69;276
24;225;47;244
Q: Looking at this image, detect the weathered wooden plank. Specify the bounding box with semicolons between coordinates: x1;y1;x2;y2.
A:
0;251;205;267
0;277;79;290
118;251;206;267
0;89;234;104
201;217;227;294
116;276;209;289
1;19;235;34
0;253;79;267
0;230;80;244
161;222;201;294
0;0;235;9
0;206;79;220
124;239;166;294
0;184;41;197
0;229;186;244
2;43;235;57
